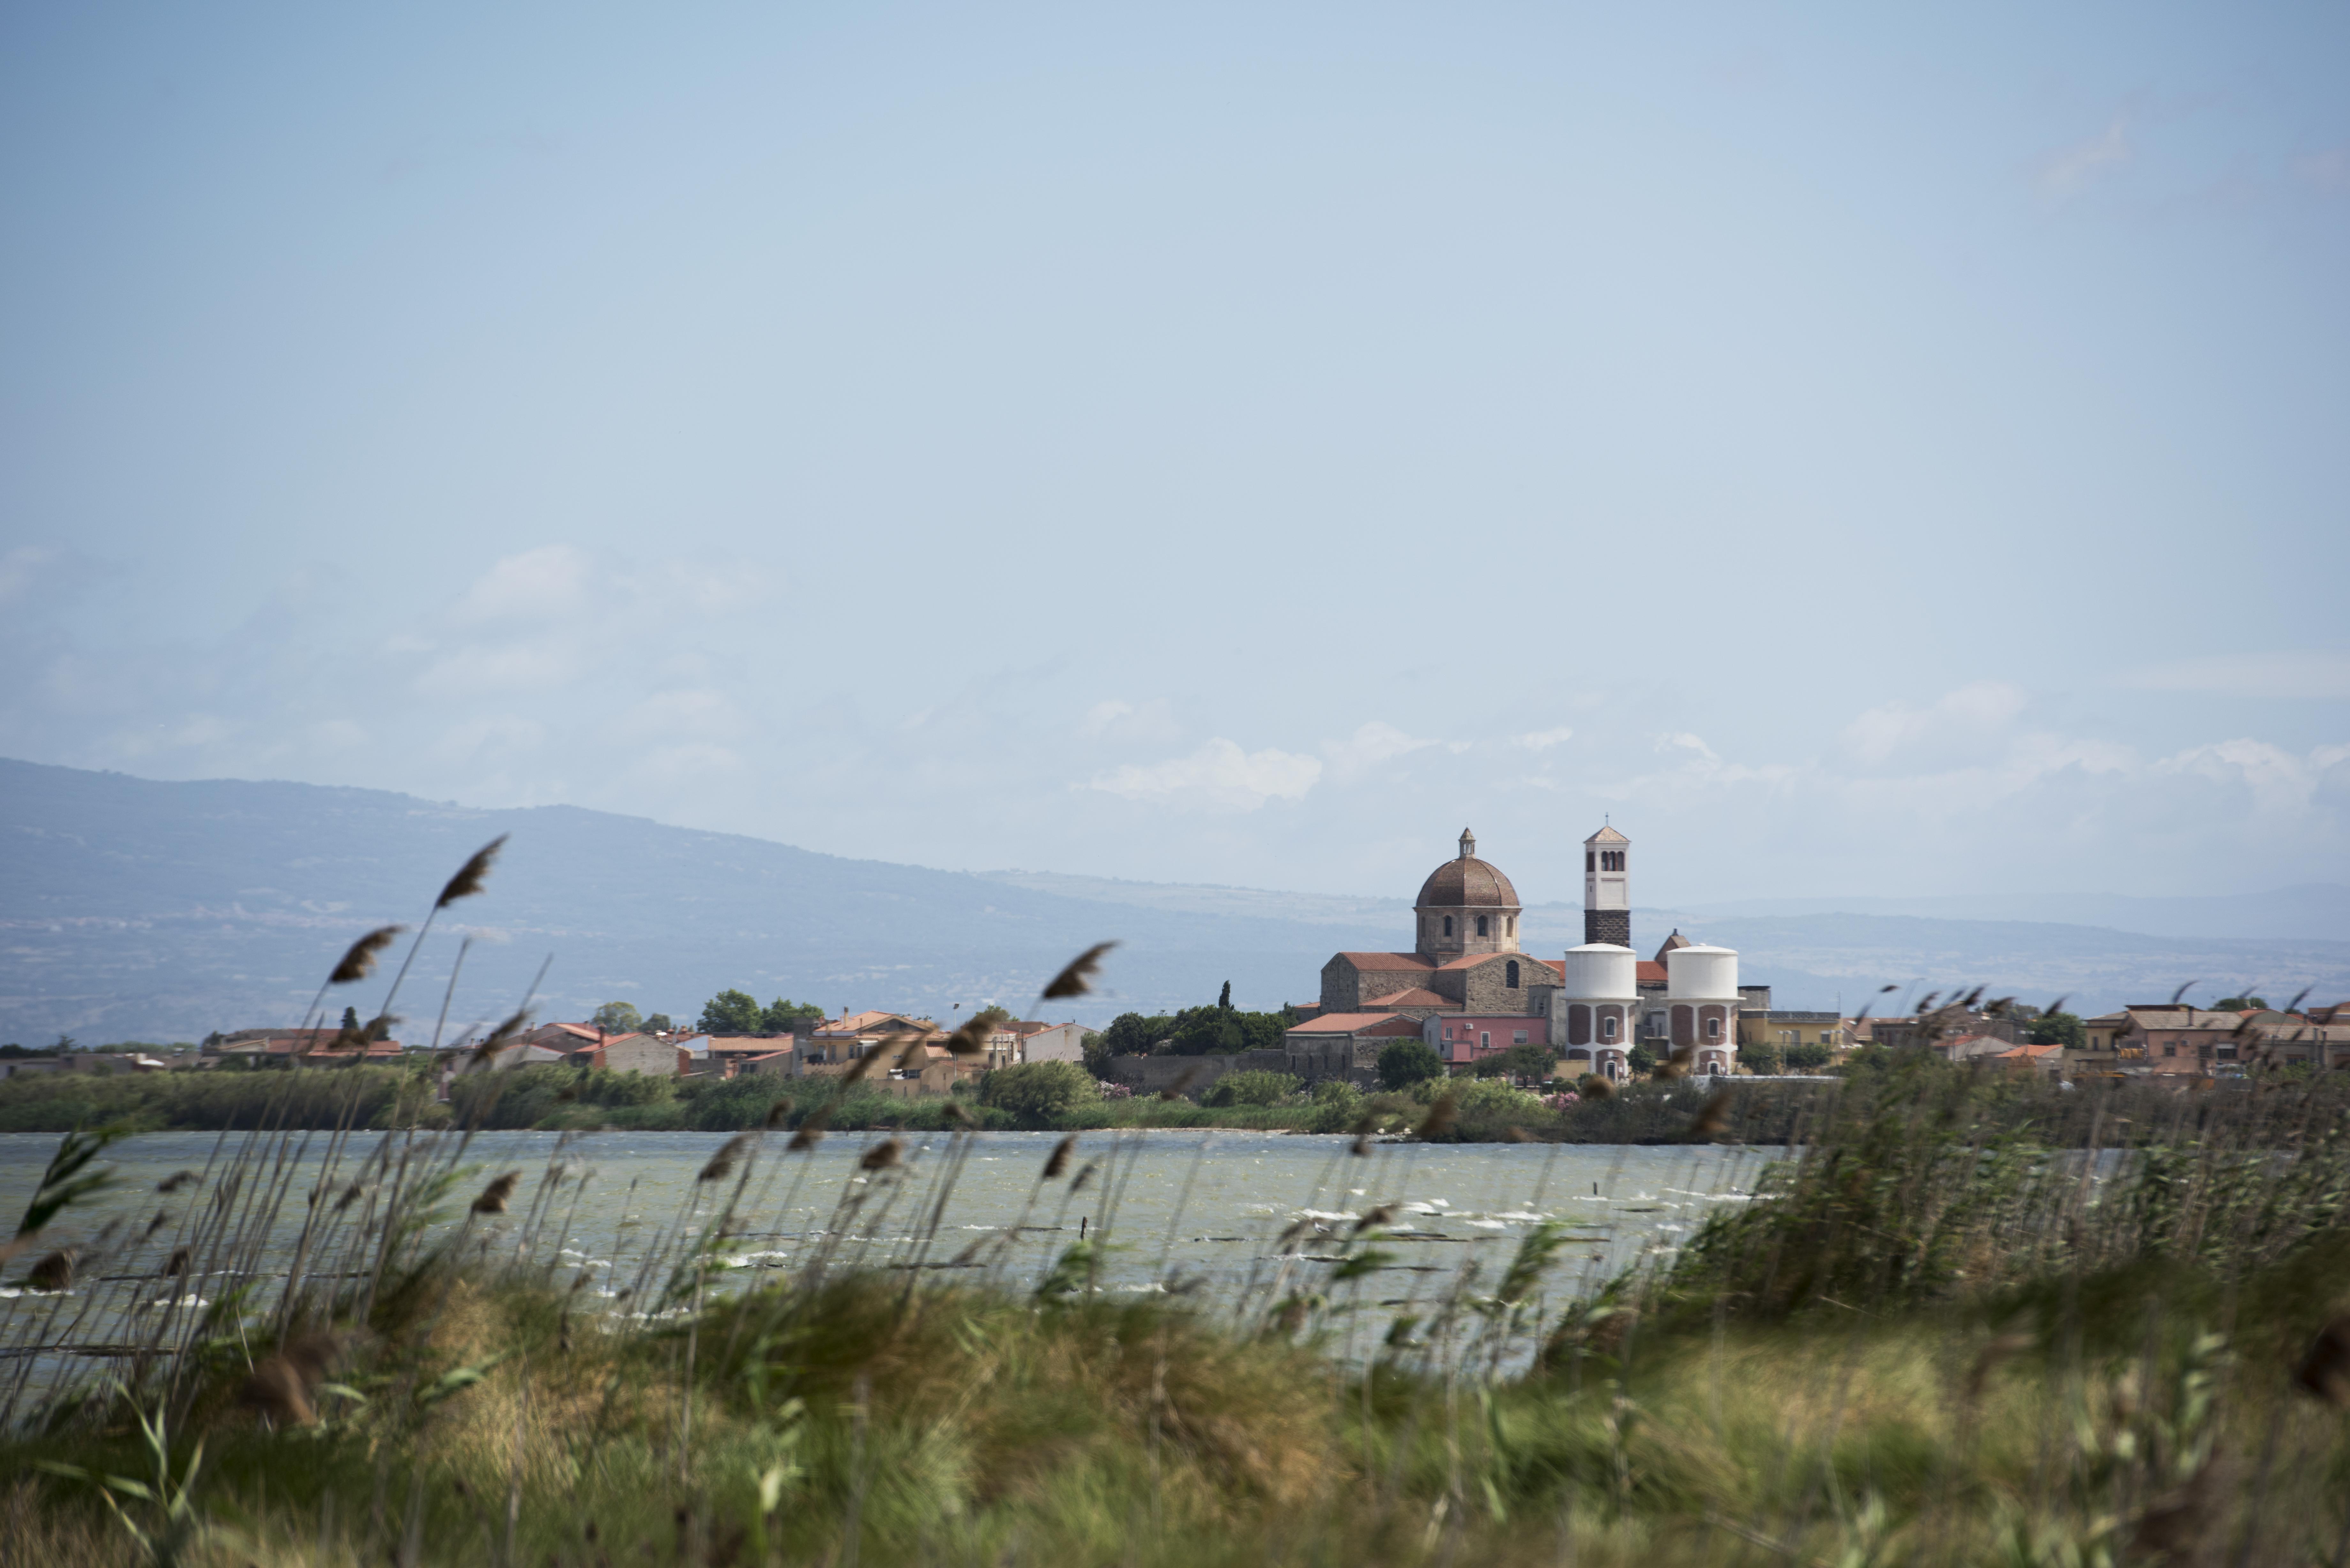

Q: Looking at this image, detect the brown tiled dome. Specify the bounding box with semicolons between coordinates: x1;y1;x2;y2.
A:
1416;855;1520;909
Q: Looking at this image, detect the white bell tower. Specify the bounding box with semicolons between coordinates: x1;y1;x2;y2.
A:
1583;823;1630;947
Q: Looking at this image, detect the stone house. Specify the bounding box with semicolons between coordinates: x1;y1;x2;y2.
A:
1281;1012;1420;1084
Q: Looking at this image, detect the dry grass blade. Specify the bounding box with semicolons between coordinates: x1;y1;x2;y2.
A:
700;1134;752;1183
1041;941;1119;1000
1349;1112;1376;1157
1043;1135;1077;1180
436;834;510;909
787;1106;831;1152
1415;1093;1456;1141
157;1169;200;1194
1069;1160;1099;1194
468;1007;534;1066
329;925;404;985
1352;1204;1398;1237
1685;1090;1732;1142
27;1248;77;1290
845;1034;916;1082
859;1137;904;1172
163;1245;192;1278
2168;979;2198;1008
1655;1043;1695;1080
1963;1331;2035;1402
142;1208;172;1240
472;1172;522;1215
1158;1064;1205;1102
2293;1316;2350;1407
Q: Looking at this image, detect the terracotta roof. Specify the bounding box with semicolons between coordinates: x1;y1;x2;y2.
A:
1653;931;1690;961
1335;951;1437;971
1535;958;1564;978
1436;951;1549;971
1285;1012;1417;1034
1371;987;1451;1006
1636;961;1667;985
1415;854;1521;909
1584;825;1628;845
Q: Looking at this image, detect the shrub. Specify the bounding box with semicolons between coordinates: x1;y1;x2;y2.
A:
1784;1042;1832;1071
978;1060;1102;1125
1376;1040;1443;1091
1204;1070;1300;1108
1097;1080;1133;1100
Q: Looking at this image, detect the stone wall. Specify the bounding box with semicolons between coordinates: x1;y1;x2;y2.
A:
1103;1050;1291;1097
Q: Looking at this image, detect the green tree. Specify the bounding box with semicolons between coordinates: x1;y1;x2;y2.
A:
1626;1041;1658;1077
1499;1041;1555;1082
978;1060;1102;1125
1784;1042;1832;1070
1080;1030;1111;1079
969;1004;1015;1030
644;1013;674;1034
2026;1011;2088;1049
2211;997;2269;1014
592;1001;643;1035
698;989;762;1035
1376;1039;1444;1092
1742;1042;1783;1075
1101;1013;1172;1057
1203;1069;1299;1107
339;1006;361;1034
759;998;825;1036
1218;981;1232;1011
1169;1006;1245;1056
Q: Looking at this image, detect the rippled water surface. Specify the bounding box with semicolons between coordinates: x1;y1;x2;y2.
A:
1;1128;1776;1386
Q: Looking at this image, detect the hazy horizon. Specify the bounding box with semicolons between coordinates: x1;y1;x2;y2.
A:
3;4;2344;910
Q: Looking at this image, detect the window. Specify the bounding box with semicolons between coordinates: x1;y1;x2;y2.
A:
1602;1015;1618;1041
1507;916;1515;937
1513;1030;1528;1045
1505;960;1520;988
1705;1017;1721;1040
1476;915;1489;937
1586;852;1595;872
1443;916;1453;937
1480;1032;1490;1048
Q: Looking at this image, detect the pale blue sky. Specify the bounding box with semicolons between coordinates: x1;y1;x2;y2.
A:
2;2;2345;910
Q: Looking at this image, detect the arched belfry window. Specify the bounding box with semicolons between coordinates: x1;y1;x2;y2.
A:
1443;916;1453;937
1505;960;1520;988
1476;915;1489;937
1506;916;1515;937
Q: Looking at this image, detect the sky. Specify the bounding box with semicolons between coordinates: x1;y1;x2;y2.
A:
2;2;2346;913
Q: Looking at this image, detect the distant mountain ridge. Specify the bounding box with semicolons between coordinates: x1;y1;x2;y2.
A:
3;758;2346;1044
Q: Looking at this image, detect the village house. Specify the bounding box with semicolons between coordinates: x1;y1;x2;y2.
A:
1015;1021;1089;1065
1424;1014;1549;1073
1281;1011;1420;1083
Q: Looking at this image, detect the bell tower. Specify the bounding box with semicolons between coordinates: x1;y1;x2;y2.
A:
1583;824;1631;947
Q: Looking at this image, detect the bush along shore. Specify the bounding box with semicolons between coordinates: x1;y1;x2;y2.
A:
3;1048;2350;1565
9;1047;2350;1148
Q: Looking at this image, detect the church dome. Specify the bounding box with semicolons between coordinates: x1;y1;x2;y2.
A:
1416;828;1520;908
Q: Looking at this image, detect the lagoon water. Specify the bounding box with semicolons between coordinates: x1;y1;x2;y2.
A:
1;1129;1774;1376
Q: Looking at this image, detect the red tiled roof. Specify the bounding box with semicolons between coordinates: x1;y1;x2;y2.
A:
1636;961;1667;985
1335;952;1437;971
1371;988;1450;1006
1285;1011;1416;1034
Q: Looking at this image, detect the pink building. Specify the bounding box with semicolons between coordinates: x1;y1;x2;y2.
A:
1423;1014;1549;1070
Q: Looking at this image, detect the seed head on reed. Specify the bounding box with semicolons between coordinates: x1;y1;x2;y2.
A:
1043;1135;1077;1179
1502;1126;1533;1143
940;1100;974;1127
468;1008;533;1067
142;1208;171;1240
700;1135;752;1183
163;1245;192;1278
1068;1160;1099;1194
1684;1089;1732;1142
1041;941;1118;1000
27;1248;76;1290
436;834;509;909
1581;1075;1616;1100
787;1106;831;1151
1352;1204;1397;1236
239;1331;344;1428
1159;1064;1205;1101
329;925;404;985
1415;1094;1456;1141
2294;1317;2350;1407
1349;1112;1376;1157
944;1016;993;1057
765;1099;792;1130
1654;1044;1694;1081
156;1170;200;1194
860;1137;904;1172
472;1172;522;1215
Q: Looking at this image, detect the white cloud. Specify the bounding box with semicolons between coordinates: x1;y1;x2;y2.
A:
2119;650;2350;702
450;545;591;624
1082;699;1133;734
2038;117;2130;199
1320;721;1452;781
0;546;60;605
1510;726;1575;752
1844;682;2028;765
1081;697;1182;743
1088;739;1322;811
414;637;583;694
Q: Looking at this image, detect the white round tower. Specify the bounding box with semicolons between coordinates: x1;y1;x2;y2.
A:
1664;942;1740;1075
1551;942;1638;1080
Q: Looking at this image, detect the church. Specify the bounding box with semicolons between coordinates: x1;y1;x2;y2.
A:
1288;825;1743;1082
